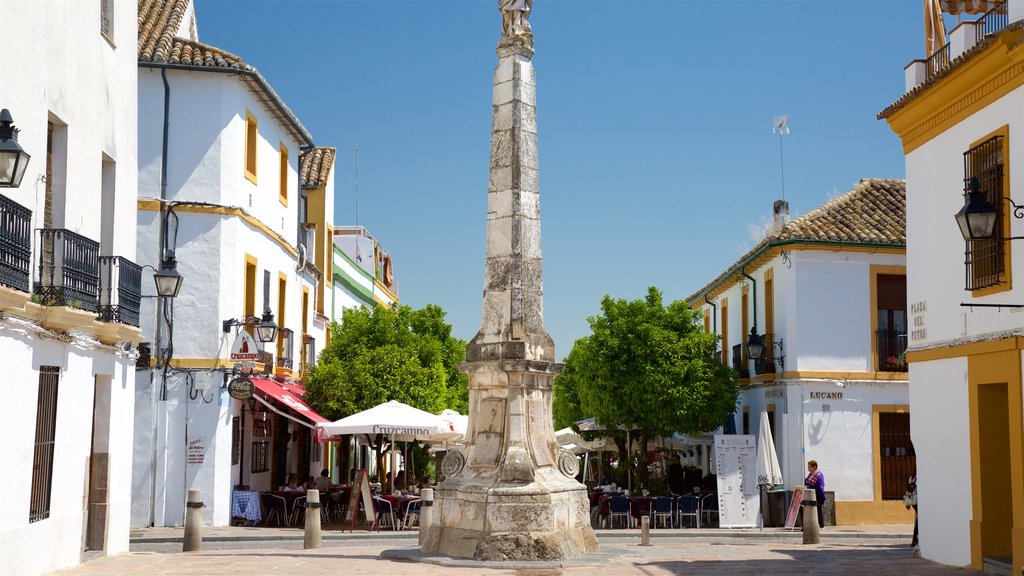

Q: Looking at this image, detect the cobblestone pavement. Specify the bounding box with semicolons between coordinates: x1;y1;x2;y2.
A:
50;537;979;576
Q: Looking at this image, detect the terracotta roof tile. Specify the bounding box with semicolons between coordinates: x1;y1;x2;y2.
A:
137;0;313;146
300;147;336;188
687;178;906;303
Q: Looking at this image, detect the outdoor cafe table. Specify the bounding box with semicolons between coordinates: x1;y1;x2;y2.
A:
629;495;658;520
382;494;420;523
231;489;261;526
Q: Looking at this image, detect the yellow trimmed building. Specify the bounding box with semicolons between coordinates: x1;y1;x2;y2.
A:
879;0;1024;572
688;180;912;527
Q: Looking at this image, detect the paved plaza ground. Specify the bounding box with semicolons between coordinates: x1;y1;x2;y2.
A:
47;525;981;576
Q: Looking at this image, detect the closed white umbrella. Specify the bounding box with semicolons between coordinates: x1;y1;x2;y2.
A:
756;410;784;488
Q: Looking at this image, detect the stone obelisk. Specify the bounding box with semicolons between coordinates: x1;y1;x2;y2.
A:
421;2;598;561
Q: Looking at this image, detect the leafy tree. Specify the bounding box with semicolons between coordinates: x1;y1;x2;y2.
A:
305;303;469;477
553;287;737;484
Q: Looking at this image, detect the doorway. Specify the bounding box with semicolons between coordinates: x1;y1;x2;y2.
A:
978;382;1012;565
83;375;112;557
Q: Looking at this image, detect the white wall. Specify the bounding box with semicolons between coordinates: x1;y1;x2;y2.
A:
909;357;973;567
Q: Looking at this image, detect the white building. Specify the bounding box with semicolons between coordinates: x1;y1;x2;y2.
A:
879;0;1024;571
0;1;140;574
689;180;912;526
331;226;399;315
131;0;334;529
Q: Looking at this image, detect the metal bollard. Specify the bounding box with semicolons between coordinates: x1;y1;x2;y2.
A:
304;489;322;549
419;488;434;546
640;515;651;546
802;489;821;545
183;490;204;552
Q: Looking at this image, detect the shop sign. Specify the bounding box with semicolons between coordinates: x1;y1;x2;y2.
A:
229;331;260;367
809;391;843;400
228;376;254;400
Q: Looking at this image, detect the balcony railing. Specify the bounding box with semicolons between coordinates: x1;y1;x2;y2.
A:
877;329;908;372
925;42;951;81
34;228;99;311
277;328;294;370
0;193;32;293
731;343;748;379
753;333;777;376
98;256;142;327
976;0;1009;42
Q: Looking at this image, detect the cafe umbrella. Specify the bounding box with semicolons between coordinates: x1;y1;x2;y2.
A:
756;409;784;528
318;400;453;490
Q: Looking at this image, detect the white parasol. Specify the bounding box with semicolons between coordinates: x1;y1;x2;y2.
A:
756;410;784;489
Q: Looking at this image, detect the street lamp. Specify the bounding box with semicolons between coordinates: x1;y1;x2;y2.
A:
745;327;764;360
153;250;184;298
954;177;999;241
0;109;31;188
255;308;278;344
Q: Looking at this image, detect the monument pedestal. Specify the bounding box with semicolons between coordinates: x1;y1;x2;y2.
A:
421;361;597;561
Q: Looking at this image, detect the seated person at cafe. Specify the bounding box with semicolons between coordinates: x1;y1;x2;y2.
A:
395;470;407;492
667;455;686;495
314;468;332;492
280;472;304;492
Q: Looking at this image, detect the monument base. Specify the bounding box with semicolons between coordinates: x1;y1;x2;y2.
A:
421;479;598;560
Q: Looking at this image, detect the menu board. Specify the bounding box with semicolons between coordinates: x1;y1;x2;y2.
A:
713;434;758;528
784;486;805;530
344;469;376;532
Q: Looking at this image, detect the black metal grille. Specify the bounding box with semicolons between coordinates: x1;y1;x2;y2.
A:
34;228;100;311
964;136;1005;290
30;366;59;523
926;42;951;80
976;0;1009;42
879;411;916;500
98;256;142;326
731;343;748;378
877;329;908;372
753;333;777;375
277;328;294;370
0;193;31;293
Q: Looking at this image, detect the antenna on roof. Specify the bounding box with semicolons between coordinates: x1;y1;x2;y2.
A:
772;115;789;201
354;141;362;262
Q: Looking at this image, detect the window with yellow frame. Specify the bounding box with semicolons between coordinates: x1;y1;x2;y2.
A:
964;129;1010;293
244;110;258;184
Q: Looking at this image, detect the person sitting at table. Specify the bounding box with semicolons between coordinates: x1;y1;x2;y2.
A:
667;455;686;495
395;470;407;492
314;468;331;492
280;472;303;492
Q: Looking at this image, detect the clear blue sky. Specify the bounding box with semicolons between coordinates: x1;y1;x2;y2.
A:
196;0;922;360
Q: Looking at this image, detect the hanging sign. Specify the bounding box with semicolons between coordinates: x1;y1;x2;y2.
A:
227;376;254;400
229;331;260;367
187;437;205;465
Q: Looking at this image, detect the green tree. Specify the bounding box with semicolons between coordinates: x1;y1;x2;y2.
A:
553;287;737;484
305;303;469;477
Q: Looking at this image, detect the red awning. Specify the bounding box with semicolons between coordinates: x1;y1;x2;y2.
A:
250;378;331;429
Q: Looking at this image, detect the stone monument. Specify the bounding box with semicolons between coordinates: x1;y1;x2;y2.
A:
419;1;599;561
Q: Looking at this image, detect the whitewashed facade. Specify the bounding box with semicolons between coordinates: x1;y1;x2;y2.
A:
131;0;334;528
331;226;399;318
0;1;140;574
690;181;912;526
880;1;1024;571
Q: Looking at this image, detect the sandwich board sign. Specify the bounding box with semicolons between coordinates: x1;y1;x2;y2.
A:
344;469;378;532
229;331;260;369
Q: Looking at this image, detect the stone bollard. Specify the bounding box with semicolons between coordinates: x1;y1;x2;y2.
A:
183;490;203;552
640;515;651;546
419;488;434;546
802;489;821;545
304;489;322;549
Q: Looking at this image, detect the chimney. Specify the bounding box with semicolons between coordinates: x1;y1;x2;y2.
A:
773;199;790;231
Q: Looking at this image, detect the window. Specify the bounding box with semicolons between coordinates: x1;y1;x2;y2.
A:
263;270;271;314
231;417;240;466
876;274;907;372
720;298;729;367
244;110;258;184
279;143;289;206
30;366;60;523
277;275;287;364
878;411;915;500
100;0;114;42
243;255;256;334
704;309;710;334
964;133;1008;291
251;442;270;474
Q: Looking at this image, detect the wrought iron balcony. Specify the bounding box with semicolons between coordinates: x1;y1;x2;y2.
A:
98;256;142;327
731;343;748;379
277;328;294;370
976;0;1009;42
877;329;908;372
753;333;777;375
34;228;99;311
0;192;31;293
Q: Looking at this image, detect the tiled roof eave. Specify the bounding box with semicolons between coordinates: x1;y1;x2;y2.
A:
138;61;315;149
685;237;906;306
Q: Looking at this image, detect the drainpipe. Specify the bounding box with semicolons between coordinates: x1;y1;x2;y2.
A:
156;68;170;396
704;294;717;334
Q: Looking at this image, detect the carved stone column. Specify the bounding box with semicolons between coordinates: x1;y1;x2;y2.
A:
419;35;598;561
